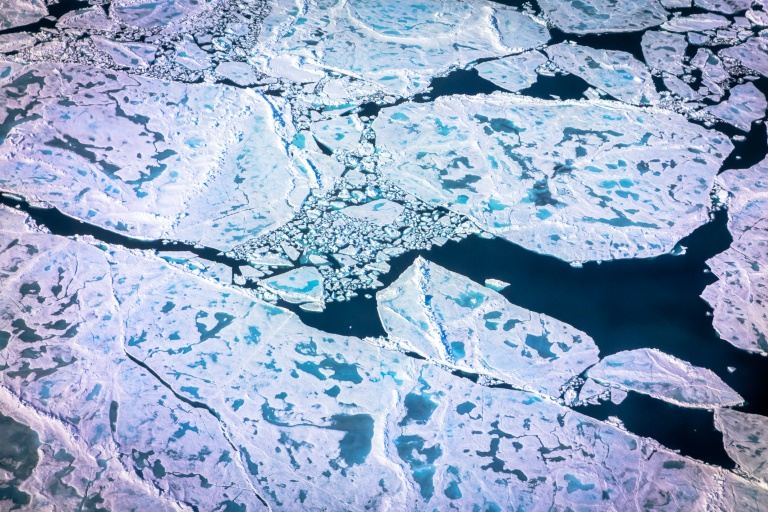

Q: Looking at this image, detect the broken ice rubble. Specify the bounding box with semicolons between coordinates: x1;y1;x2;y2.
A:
702;157;768;355
377;257;600;397
587;348;744;408
373;92;733;262
1;206;766;510
715;408;768;484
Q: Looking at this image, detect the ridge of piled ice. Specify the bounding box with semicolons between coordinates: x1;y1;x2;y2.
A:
587;348;744;408
474;51;547;93
706;82;768;131
3;206;766;509
642;30;688;76
377;257;600;397
702;158;768;355
715;408;768;483
372;92;733;262
251;0;549;99
537;0;669;34
546;43;659;105
0;60;318;252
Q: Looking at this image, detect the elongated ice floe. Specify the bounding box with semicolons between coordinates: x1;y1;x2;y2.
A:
474;51;547;93
0;60;319;251
537;0;669;34
0;0;46;31
715;408;768;484
3;206;766;510
587;348;743;408
252;0;549;98
546;43;659;105
702;158;768;355
641;30;688;76
377;257;601;397
373;92;733;262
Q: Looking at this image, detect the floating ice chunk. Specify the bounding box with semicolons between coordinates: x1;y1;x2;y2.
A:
174;36;211;71
377;257;600;397
706;82;768;132
0;0;46;30
474;51;547;93
484;278;509;292
252;0;548;98
340;199;405;227
311;115;364;153
587;348;744;408
537;0;669;34
0;61;310;251
112;0;207;29
660;0;692;7
702;160;768;355
215;61;259;86
692;48;729;99
662;13;731;32
546;43;659;105
262;266;325;306
642;30;688;75
694;0;752;14
721;36;768;78
715;408;768;483
0;32;36;53
373;93;732;262
663;73;704;101
92;36;158;68
577;378;610;404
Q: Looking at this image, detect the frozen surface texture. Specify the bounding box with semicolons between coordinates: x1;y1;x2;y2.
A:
715;408;768;484
373;93;732;262
0;207;766;510
377;257;600;397
587;348;744;408
703;159;768;355
0;60;311;251
538;0;669;34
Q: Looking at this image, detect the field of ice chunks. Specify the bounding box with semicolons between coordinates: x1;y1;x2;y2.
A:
1;0;768;509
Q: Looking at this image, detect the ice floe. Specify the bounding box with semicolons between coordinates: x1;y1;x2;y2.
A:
720;35;768;78
377;257;601;397
474;51;547;93
262;266;326;308
537;0;669;34
715;408;768;483
587;348;743;408
546;43;659;105
0;0;46;31
706;82;767;131
703;158;768;355
373;92;733;262
642;30;688;76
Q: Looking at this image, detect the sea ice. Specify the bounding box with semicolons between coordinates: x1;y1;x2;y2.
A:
377;257;600;397
474;51;547;93
694;0;753;15
537;0;669;34
715;408;768;483
340;199;405;227
1;207;766;510
262;266;325;306
373;92;733;262
706;82;768;131
546;43;659;105
252;0;549;98
702;159;768;355
0;60;313;252
484;278;510;292
641;30;688;76
661;13;731;32
215;61;259;86
587;348;744;408
720;35;768;78
0;0;46;31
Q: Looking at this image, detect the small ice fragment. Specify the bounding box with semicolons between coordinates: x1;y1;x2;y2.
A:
484;278;510;292
262;266;325;306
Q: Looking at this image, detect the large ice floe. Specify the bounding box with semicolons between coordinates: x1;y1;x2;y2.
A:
586;348;744;408
703;157;768;355
1;205;767;510
251;0;550;99
377;257;600;397
715;408;768;484
0;60;317;251
373;92;733;262
537;0;669;34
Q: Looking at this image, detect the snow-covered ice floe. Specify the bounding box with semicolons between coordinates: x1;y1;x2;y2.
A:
715;408;768;484
537;0;669;34
0;60;317;251
377;257;600;397
373;92;733;262
703;157;768;355
1;205;767;510
587;348;743;408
